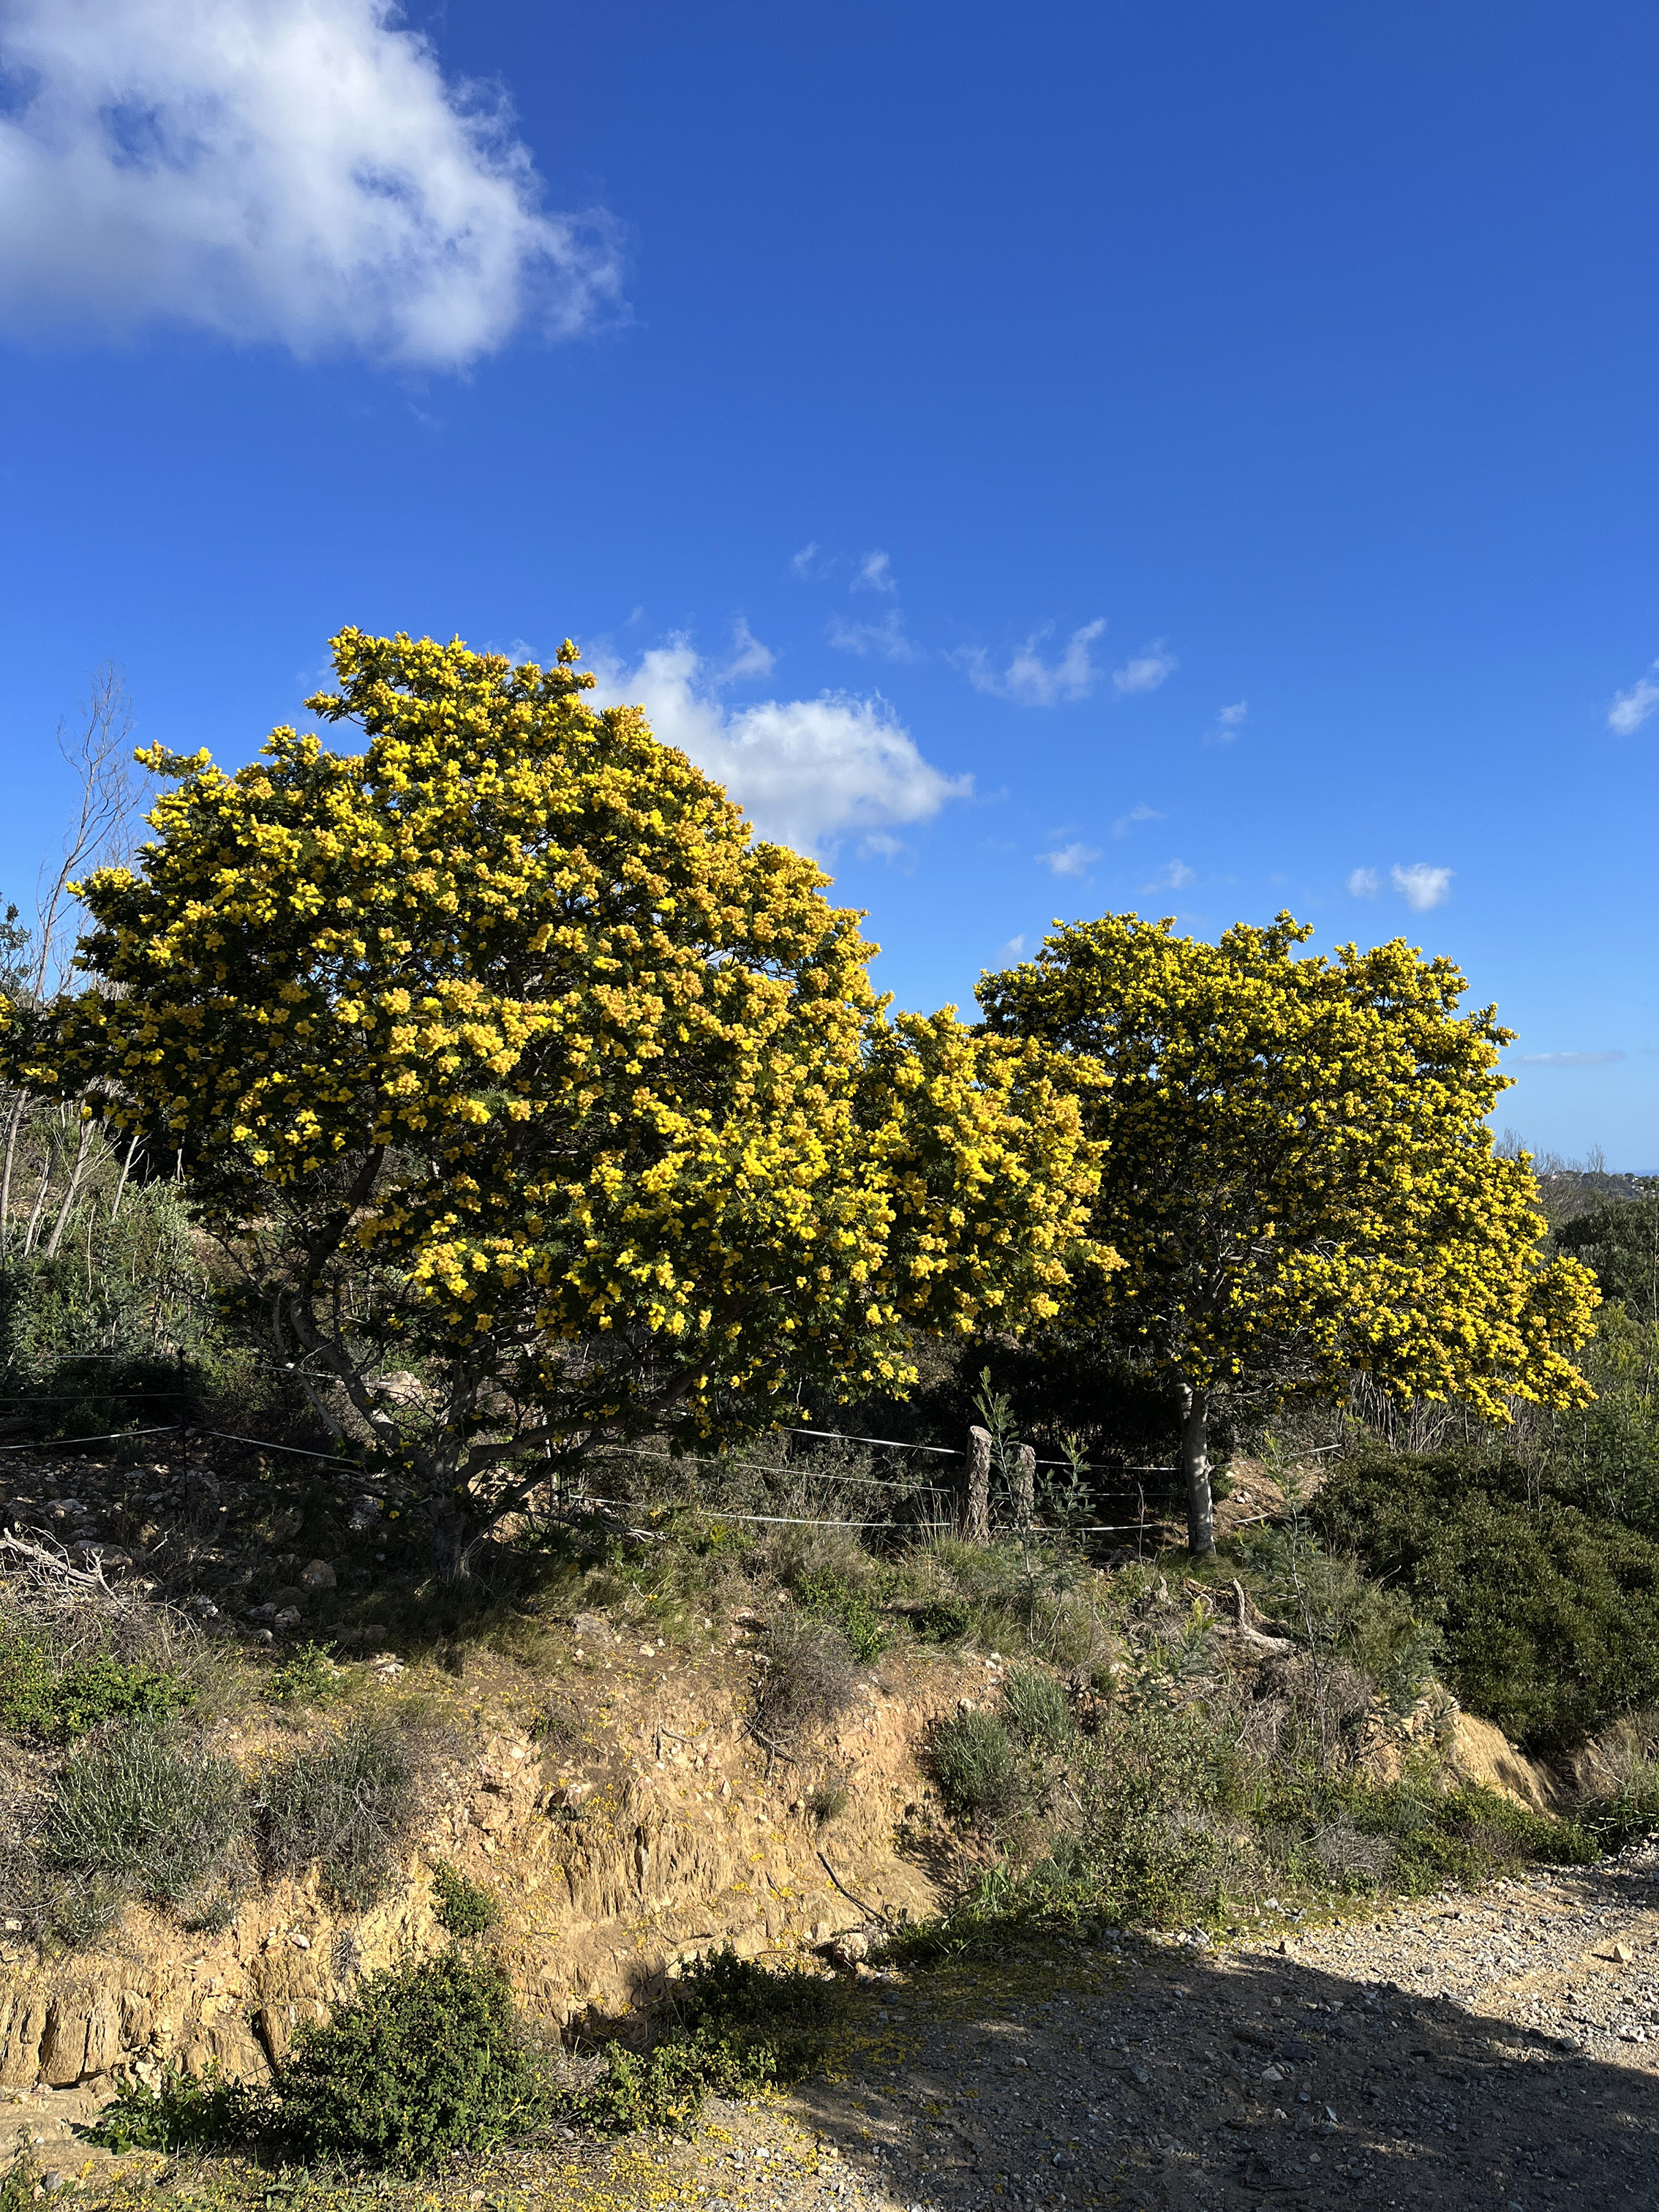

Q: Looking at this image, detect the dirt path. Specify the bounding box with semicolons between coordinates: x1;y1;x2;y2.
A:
21;1846;1659;2211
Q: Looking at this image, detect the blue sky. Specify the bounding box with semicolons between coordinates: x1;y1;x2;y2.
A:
1;1;1655;1165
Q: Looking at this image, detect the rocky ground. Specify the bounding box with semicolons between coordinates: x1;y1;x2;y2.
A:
16;1836;1655;2211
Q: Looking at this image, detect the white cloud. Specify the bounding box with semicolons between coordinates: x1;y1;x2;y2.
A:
1346;867;1382;898
720;618;775;682
789;542;823;579
1143;859;1195;892
997;934;1027;960
1113;642;1178;695
1609;663;1659;735
1112;802;1163;836
1037;842;1100;879
0;0;622;369
1519;1050;1627;1067
1205;700;1249;743
963;619;1107;706
1391;862;1453;912
587;636;970;855
854;550;897;595
827;607;920;663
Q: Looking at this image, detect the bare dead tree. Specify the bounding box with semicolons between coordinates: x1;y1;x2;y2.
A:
0;663;142;1268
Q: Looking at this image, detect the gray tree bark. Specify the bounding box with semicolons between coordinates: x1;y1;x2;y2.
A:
964;1424;991;1544
1178;1377;1216;1556
1012;1442;1036;1529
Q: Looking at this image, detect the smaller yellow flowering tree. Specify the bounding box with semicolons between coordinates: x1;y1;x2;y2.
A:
2;631;1102;1572
978;912;1599;1555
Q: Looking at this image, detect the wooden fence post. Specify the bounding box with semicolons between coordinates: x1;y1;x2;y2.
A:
964;1426;992;1544
1012;1443;1036;1529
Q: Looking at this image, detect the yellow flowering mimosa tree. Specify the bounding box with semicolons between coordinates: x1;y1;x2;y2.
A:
2;631;1103;1573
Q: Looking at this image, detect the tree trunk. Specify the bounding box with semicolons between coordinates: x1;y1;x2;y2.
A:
0;1090;27;1268
427;1489;481;1582
1178;1377;1216;1556
963;1425;991;1544
1012;1442;1036;1530
42;1112;95;1259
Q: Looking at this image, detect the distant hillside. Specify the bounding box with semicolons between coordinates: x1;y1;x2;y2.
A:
1536;1167;1659;1228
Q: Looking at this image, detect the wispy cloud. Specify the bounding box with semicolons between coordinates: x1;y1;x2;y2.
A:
853;551;897;595
1143;859;1196;892
1037;842;1100;878
789;542;824;579
827;608;920;663
1205;700;1249;744
1112;642;1178;695
0;0;623;369
1113;802;1164;837
1391;862;1453;912
1346;867;1382;898
997;934;1027;961
1609;663;1659;735
1520;1050;1628;1067
963;619;1107;706
720;617;775;682
587;636;971;855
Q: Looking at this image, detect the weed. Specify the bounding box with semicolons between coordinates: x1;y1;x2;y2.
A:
256;1718;421;1911
750;1612;859;1746
40;1720;246;1934
265;1643;349;1708
1001;1665;1072;1752
794;1568;888;1660
807;1770;851;1823
0;2130;37;2212
89;2064;260;2153
928;1708;1019;1823
432;1859;501;1936
271;1949;551;2173
0;1622;192;1744
574;1947;840;2134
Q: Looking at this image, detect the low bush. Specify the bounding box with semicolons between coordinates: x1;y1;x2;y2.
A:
256;1718;421;1911
0;1623;192;1743
270;1949;550;2173
928;1708;1019;1823
432;1859;500;1937
1310;1450;1659;1750
264;1643;350;1708
89;2064;259;2154
575;1947;840;2133
750;1614;858;1747
1001;1665;1072;1752
794;1568;888;1660
40;1721;245;1935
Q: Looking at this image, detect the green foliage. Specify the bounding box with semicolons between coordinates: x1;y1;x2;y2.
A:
1000;1665;1072;1753
41;1721;245;1933
928;1709;1019;1822
264;1642;349;1708
256;1719;420;1911
0;2130;37;2212
0;1623;191;1742
1557;1189;1659;1323
271;1950;549;2174
1311;1449;1659;1750
793;1568;887;1660
89;2064;260;2153
573;1948;840;2134
432;1859;501;1937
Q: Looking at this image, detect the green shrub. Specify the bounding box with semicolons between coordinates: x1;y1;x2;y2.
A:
794;1568;888;1660
432;1859;500;1937
89;2064;259;2153
265;1643;349;1708
575;1947;840;2134
256;1719;420;1911
1001;1666;1072;1752
42;1722;245;1932
1311;1450;1659;1750
928;1709;1019;1822
0;1624;192;1744
270;1950;549;2174
913;1594;973;1644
